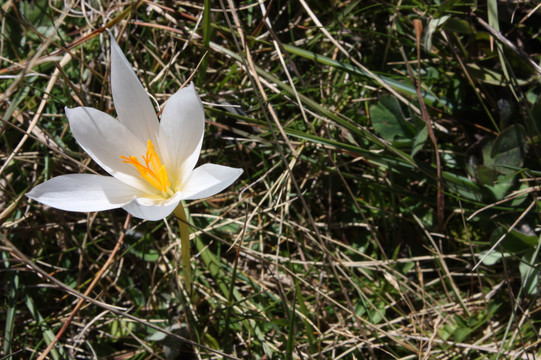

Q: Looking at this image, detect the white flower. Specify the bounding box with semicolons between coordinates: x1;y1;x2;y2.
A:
27;34;243;221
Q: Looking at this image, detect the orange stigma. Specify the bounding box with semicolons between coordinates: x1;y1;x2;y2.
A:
121;140;171;193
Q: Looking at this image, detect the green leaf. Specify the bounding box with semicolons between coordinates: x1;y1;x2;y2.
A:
469;125;526;197
368;306;385;324
509;229;538;248
146;323;181;342
485;175;515;200
454;326;473;342
370;95;414;141
531;96;541;134
519;251;539;296
481;139;495;168
511;182;529;207
411;125;428;157
439;323;454;341
443;18;473;34
128;247;160;262
25;295;67;360
424;15;450;51
491;124;526;174
490;227;538;254
479;249;508;265
126;287;145;308
3;272;18;358
475;164;499;186
488;301;501;317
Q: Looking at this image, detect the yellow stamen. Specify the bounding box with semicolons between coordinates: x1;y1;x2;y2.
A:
121;140;171;193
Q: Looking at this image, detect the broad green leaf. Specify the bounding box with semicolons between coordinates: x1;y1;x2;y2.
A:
491;124;526;174
475;164;499;187
444;18;473;34
439;323;454;341
370;95;414;141
128;247;160;262
368;304;385;324
454;326;473;342
488;301;501;316
411;125;428;157
491;227;538;254
511;230;539;248
487;181;514;200
481;139;495;169
479;249;508;266
511;182;529;207
485;176;514;200
520;251;539;296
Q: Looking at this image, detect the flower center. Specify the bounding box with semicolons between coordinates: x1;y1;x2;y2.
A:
121;140;172;194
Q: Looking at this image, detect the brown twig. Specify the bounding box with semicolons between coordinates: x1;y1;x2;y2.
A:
412;19;444;229
476;17;541;76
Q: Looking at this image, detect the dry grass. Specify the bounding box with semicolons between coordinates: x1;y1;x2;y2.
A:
1;1;541;359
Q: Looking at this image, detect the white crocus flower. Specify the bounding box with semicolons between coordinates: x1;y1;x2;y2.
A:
27;35;243;221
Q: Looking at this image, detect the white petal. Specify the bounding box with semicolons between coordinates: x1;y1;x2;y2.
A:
179;164;243;200
66;106;157;194
158;83;205;188
27;174;138;212
176;134;203;186
110;33;159;144
122;192;183;221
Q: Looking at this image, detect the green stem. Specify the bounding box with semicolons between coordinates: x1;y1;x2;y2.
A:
174;204;192;294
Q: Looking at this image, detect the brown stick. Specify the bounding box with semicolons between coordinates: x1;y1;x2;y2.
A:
413;19;444;229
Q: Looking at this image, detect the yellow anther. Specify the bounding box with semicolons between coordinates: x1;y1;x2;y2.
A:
121;140;171;193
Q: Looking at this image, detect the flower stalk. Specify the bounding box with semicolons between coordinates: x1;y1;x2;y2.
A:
174;203;192;293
